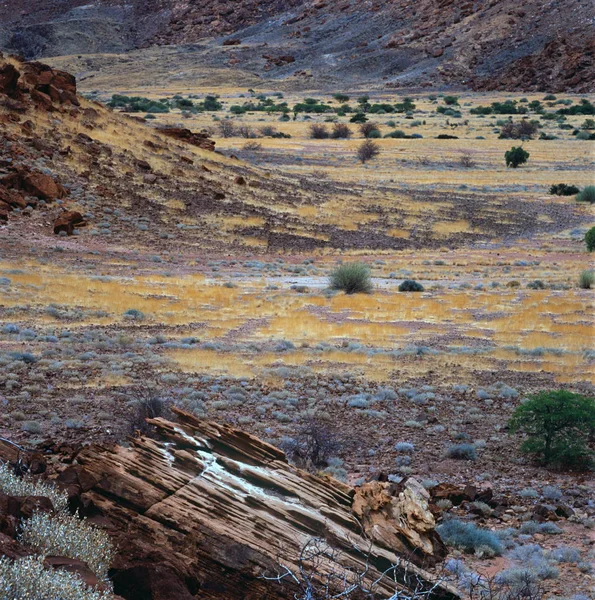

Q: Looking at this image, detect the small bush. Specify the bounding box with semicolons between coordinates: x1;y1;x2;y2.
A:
499;120;539;139
550;183;580;196
398;279;424;292
505;146;530;168
579;270;594;289
218;119;236;137
330;123;352;139
446;443;477;461
576;185;595;204
309;123;329;139
437;519;503;555
394;442;415;453
585;226;595;252
329;263;372;294
356;139;380;163
509;390;595;469
359;122;380;138
123;308;144;321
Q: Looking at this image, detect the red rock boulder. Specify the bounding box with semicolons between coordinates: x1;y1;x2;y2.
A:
53;211;85;235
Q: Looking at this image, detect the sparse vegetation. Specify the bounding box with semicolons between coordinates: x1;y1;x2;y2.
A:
550;184;580;196
437;519;503;556
578;270;594;289
505;146;530;168
356;139;380;163
329;263;373;294
585;226;595;252
509;390;595;469
399;280;424;292
576;185;595;204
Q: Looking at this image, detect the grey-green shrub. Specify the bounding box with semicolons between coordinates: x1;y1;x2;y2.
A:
0;556;113;600
19;511;113;582
576;185;595;204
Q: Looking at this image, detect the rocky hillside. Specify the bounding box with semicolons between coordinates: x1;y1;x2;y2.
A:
1;0;593;91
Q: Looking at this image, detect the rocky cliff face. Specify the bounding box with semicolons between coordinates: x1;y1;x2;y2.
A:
1;0;593;91
55;408;456;599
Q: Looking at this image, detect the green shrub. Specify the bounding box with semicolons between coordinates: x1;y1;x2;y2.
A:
509;390;595;469
576;185;595;204
329;263;372;294
437;519;503;556
505;146;529;168
398;279;424;292
550;183;580;196
579;270;594;289
585;226;595;252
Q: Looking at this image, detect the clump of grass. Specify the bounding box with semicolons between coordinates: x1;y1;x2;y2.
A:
437;519;503;556
446;443;477;461
579;269;594;289
576;185;595;204
329;263;372;294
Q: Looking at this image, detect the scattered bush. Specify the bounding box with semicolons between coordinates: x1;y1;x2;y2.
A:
359;122;380;138
437;519;503;555
309;123;330;139
280;419;341;470
356;139;380;163
505;146;530;168
499;120;539;140
243;141;263;151
398;279;424;292
329;263;372;294
509;390;595;469
218;119;236;138
330;123;352;139
550;183;580;196
576;185;595;204
123;308;144;321
579;270;594;289
446;444;477;461
585;226;595;252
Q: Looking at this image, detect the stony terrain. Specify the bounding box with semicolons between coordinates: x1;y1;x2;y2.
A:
0;53;593;600
2;0;594;92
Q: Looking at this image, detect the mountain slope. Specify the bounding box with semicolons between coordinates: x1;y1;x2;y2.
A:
1;0;593;91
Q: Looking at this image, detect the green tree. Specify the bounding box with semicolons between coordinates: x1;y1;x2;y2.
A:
505;146;529;168
509;390;595;469
585;226;595;252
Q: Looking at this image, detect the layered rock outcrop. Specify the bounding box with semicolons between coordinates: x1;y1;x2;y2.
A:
58;408;457;599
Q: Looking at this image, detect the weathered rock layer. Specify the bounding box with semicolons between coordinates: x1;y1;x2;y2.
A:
59;408;457;599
